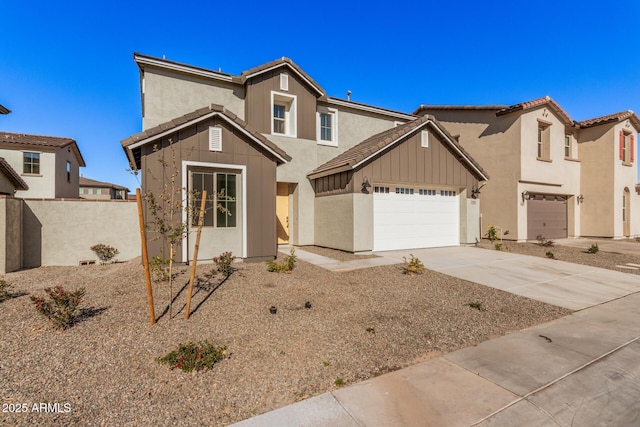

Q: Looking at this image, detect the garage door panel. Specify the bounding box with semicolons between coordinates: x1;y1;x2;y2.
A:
527;196;567;239
374;193;459;251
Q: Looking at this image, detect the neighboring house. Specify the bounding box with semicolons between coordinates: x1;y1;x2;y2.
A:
0;157;28;195
0;105;10;115
0;132;85;199
415;97;640;240
79;177;130;200
122;54;488;261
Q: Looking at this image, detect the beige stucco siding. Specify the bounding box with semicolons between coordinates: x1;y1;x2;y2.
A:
54;146;80;198
314;193;373;252
2;148;57;199
142;67;245;130
613;121;640;237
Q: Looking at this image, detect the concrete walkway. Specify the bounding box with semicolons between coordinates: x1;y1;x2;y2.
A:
278;246;400;272
233;291;640;427
555;237;640;256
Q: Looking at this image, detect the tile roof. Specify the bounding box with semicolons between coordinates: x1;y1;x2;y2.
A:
576;110;640;130
0;104;10;114
413;104;508;115
0;157;28;191
496;96;573;124
80;177;129;191
239;57;325;96
308;115;488;181
324;97;415;120
0;132;86;166
121;104;292;169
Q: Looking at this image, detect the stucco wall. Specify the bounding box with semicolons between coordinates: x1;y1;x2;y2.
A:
22;199;140;268
460;194;481;244
613;121;640;237
54;146;80;198
0;173;15;195
0;197;23;274
142;67;245;129
1;148;57;198
314;193;354;252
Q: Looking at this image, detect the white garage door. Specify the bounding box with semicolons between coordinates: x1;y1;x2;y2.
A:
373;189;460;251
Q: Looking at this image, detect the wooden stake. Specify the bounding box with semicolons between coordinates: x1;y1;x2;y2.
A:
185;190;207;319
136;188;156;325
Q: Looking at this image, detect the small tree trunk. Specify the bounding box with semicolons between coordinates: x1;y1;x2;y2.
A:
185;190;207;319
169;245;174;318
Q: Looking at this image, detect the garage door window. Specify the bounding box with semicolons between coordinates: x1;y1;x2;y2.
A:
374;186;390;193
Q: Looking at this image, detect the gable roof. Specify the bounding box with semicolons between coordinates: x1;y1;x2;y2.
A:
496;96;573;124
80;177;129;192
413;104;507;115
0;157;28;191
0;104;10;115
325;97;416;121
576;110;640;131
134;53;234;83
0;132;86;166
308;115;488;181
238;57;325;97
121;103;292;169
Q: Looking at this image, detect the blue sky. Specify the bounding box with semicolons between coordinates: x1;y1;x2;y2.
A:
2;0;640;190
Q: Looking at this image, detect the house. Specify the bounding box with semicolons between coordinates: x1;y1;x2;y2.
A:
415;97;640;240
0;157;28;195
122;54;488;261
0;105;10;115
0;132;86;199
79;177;130;200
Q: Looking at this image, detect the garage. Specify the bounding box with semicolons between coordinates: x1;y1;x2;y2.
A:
527;194;568;239
373;186;460;251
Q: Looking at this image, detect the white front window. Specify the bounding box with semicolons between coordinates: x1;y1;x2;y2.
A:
271;91;297;137
316;107;338;146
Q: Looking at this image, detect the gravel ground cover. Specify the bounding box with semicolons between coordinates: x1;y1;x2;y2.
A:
1;255;570;426
478;240;640;275
299;245;379;261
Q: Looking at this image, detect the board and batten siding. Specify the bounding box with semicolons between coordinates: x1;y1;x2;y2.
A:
245;69;318;141
141;116;279;262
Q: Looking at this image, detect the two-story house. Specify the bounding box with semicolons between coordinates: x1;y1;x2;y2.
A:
79;177;130;200
416;97;639;240
0;132;86;199
122;54;488;261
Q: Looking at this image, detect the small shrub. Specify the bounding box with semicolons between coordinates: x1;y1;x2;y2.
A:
402;254;425;275
467;302;486;312
536;235;555;247
334;378;345;387
149;255;170;282
157;341;227;372
366;327;376;334
266;248;297;273
90;243;119;265
487;224;499;242
586;243;599;254
322;361;330;367
213;251;235;277
30;286;86;330
0;279;13;302
494;242;503;251
545;251;555;259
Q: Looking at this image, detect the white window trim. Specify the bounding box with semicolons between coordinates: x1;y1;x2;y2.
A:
181;161;247;260
271;91;297;138
316;107;338;147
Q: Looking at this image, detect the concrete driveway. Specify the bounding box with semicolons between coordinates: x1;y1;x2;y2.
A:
377;246;640;310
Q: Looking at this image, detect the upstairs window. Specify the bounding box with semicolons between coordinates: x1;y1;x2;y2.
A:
66;161;71;182
271;91;297;137
23;152;40;174
320;113;332;141
537;122;551;161
317;107;338;146
620;131;634;164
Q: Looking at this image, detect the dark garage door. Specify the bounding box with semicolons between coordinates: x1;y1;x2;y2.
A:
527;194;567;239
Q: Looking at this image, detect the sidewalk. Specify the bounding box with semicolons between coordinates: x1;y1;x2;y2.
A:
233;291;640;426
278;246;401;272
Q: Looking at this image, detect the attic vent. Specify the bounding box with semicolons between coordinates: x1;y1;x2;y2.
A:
209;126;222;152
280;73;289;91
421;130;429;148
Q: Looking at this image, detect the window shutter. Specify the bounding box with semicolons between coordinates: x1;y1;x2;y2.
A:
280;74;289;91
209;126;222;152
620;130;624;160
631;134;635;162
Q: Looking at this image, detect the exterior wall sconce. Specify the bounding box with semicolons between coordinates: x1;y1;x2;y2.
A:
521;190;530;203
471;186;481;199
577;194;584;204
361;176;371;193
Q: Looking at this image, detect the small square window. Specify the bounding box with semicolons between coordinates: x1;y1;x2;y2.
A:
271;91;297;137
23;152;40;174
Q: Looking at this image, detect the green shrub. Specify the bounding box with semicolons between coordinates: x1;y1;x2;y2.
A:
334;378;345;387
545;251;555;259
586;243;599;254
90;243;119;265
267;248;297;273
0;279;13;302
157;341;227;372
487;224;499;242
494;242;503;251
30;286;86;330
149;255;170;282
402;254;424;275
467;302;486;312
213;251;235;277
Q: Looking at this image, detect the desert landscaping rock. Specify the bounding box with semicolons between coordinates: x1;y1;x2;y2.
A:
1;255;570;426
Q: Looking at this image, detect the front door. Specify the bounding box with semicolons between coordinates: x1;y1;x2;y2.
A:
188;169;242;261
276;183;289;244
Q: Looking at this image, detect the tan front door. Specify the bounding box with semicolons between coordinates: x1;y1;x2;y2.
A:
623;188;630;237
276;183;289;244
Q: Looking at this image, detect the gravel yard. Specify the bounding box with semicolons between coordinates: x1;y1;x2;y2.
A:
1;253;570;426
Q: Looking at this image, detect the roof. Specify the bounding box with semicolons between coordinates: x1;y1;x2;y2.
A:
413;105;508;115
325;97;415;121
121;104;292;169
80;177;129;192
0;104;10;115
308;115;489;181
576;110;640;130
238;57;325;97
0;132;86;166
496;96;573;124
0;157;28;191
